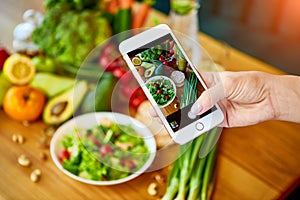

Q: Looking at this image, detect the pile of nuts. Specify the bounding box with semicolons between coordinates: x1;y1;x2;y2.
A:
12;132;48;183
12;134;25;144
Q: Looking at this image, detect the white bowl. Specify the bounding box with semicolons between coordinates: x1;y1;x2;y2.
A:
50;112;156;185
145;75;177;108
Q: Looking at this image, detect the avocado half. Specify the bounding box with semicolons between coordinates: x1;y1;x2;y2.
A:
43;80;88;125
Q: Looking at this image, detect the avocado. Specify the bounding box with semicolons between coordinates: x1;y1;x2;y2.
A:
144;66;156;78
43;80;88;125
141;62;155;69
30;73;75;97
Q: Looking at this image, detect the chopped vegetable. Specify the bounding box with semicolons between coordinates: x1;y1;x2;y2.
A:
60;119;150;181
146;77;175;106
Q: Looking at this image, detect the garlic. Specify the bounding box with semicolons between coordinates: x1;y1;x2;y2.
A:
23;9;43;26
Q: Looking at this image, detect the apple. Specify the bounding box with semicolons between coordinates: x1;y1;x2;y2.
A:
0;47;10;70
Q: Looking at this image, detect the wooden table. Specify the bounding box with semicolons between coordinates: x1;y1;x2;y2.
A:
1;8;300;200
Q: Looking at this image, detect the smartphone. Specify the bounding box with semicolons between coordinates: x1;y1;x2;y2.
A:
119;24;224;144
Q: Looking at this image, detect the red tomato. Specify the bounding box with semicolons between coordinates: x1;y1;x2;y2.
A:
129;87;146;110
130;96;146;110
99;145;114;157
112;67;127;79
58;149;70;162
121;158;136;170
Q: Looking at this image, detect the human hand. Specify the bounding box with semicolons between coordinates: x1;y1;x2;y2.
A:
191;71;278;127
150;71;300;128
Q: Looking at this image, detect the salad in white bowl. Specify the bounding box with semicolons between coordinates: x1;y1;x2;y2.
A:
50;112;156;185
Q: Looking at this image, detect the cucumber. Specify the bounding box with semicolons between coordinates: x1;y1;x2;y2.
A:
81;73;116;113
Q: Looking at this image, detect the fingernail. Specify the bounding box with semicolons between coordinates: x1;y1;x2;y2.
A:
191;103;203;114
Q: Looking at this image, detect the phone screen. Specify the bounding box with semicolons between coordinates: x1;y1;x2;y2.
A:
128;33;216;132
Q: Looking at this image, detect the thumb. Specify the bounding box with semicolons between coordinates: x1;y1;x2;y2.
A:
191;83;225;115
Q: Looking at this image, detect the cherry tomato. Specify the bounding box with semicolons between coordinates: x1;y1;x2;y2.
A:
129;87;146;110
157;90;162;94
102;43;115;55
130;96;146;110
120;84;136;97
99;144;114;157
120;72;134;85
112;67;127;79
58;149;70;162
121;158;136;170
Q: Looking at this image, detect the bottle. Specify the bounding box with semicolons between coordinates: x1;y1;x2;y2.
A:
168;0;201;64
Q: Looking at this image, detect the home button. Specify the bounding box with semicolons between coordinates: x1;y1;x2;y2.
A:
195;122;204;131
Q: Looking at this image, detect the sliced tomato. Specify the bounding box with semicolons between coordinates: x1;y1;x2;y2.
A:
58;149;70;162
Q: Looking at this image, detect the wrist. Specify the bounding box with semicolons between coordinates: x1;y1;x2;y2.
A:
269;74;300;123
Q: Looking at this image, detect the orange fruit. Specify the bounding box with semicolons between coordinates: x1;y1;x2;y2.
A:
3;85;46;122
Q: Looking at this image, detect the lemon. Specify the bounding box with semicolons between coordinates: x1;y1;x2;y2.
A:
3;54;35;85
132;57;142;66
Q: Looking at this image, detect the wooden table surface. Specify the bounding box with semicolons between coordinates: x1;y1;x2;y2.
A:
1;7;300;200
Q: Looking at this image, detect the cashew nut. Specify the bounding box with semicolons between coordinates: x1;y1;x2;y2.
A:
18;154;31;167
147;182;158;196
12;134;25;144
30;169;41;182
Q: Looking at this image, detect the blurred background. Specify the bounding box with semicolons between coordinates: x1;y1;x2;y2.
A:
154;0;300;75
1;0;300;75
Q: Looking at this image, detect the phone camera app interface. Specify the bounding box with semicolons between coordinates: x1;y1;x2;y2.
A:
128;34;215;132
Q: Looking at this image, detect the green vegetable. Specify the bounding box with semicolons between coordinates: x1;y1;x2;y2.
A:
44;0;104;11
30;72;75;97
32;3;111;70
162;128;220;200
171;0;197;15
181;73;198;109
81;72;116;113
162;72;220;199
113;9;131;34
140;44;162;62
60;120;150;181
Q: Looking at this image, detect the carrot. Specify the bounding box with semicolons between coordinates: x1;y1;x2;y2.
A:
119;0;135;9
131;3;151;29
106;0;119;14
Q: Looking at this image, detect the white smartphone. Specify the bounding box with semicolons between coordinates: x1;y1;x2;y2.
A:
119;24;224;144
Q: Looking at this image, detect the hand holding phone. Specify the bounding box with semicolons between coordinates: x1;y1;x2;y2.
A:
119;24;224;144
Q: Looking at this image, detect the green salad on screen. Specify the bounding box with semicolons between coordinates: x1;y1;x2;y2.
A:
58;118;150;181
